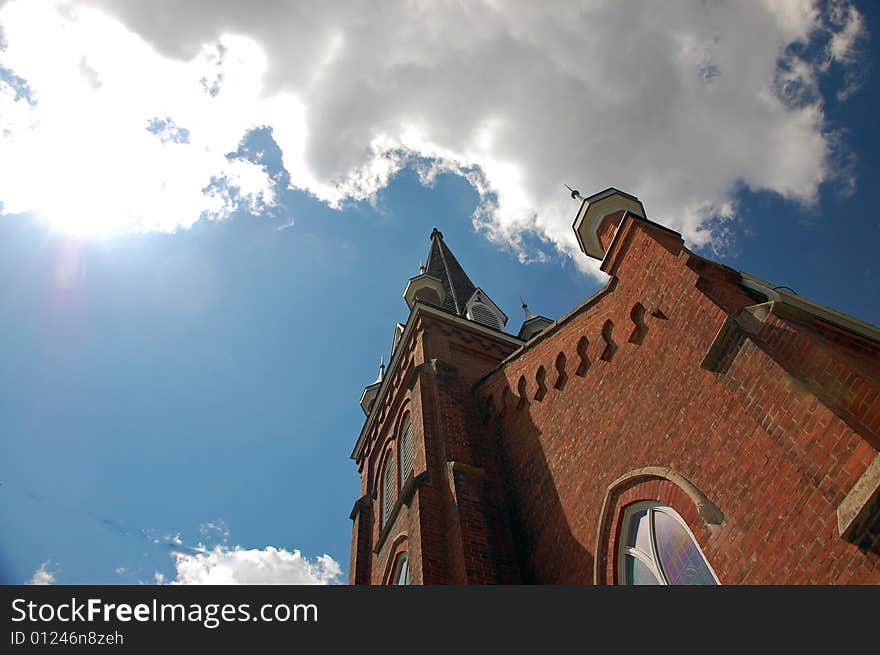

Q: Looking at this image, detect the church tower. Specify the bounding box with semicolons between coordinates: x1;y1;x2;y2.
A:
348;228;545;584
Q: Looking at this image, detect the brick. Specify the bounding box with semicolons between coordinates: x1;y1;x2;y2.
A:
348;216;880;585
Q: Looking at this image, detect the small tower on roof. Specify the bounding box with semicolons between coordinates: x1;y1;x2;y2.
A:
358;356;385;416
571;187;647;260
517;297;554;341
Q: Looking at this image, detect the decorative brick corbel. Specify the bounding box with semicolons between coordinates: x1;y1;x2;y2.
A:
700;302;774;371
446;461;486;505
837;452;880;552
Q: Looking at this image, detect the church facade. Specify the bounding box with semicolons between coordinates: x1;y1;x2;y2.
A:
348;188;880;584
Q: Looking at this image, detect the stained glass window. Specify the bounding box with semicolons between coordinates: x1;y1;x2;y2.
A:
618;502;718;585
623;554;661;585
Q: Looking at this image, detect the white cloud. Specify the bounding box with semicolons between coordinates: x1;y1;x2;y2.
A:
0;1;281;234
0;0;867;273
164;545;342;585
28;561;57;585
198;520;230;545
828;0;865;62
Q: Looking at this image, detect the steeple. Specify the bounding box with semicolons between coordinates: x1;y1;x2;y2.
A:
351;228;527;586
407;228;509;331
423;227;478;317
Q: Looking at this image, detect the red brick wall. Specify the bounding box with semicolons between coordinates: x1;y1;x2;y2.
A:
597;210;625;252
477;220;880;584
351;216;880;584
350;313;521;584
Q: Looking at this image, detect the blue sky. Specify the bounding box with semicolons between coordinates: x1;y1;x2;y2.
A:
0;0;878;584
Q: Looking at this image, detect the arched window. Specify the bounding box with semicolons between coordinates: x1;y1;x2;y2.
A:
391;553;410;585
399;415;413;488
618;501;718;585
381;451;396;528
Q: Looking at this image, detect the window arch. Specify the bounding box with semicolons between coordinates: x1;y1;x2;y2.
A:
398;414;413;488
381;450;397;528
618;501;718;585
390;553;411;585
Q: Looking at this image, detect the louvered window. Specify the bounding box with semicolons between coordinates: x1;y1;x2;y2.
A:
469;302;501;329
381;452;396;527
399;416;413;487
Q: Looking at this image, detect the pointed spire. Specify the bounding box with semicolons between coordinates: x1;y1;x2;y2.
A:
521;296;536;320
419;260;426;274
377;355;385;382
424;227;477;316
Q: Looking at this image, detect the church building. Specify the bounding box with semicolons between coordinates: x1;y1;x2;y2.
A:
348;188;880;584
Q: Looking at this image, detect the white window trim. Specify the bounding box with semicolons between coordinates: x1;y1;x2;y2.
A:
617;501;720;585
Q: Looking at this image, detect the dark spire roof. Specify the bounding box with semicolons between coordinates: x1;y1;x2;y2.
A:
424;228;477;316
